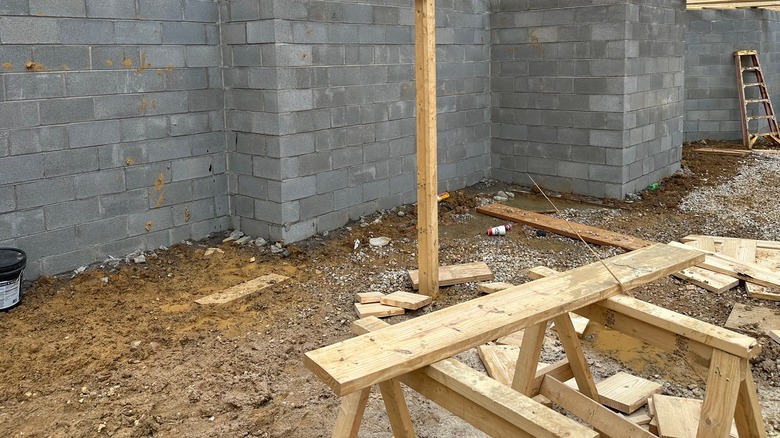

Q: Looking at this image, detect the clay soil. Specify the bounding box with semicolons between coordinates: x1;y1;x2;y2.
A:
2;142;779;437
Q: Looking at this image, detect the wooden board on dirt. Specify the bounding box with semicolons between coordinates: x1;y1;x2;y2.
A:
682;235;780;251
356;291;384;304
477;203;654;251
692;147;750;157
408;261;493;289
597;372;662;414
725;303;780;336
673;267;738;293
670;241;780;289
380;291;432;310
652;394;738;438
477;282;515;294
770;330;780;345
551;313;589;337
195;273;289;305
354;303;405;319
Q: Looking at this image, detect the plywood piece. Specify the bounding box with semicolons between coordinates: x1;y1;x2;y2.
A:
673;267;739;293
769;329;780;344
597;372;662;414
195;273;288;304
652;394;738;438
354;303;405;319
496;329;525;347
305;243;702;396
356;291;384;304
414;0;439;299
407;261;493;290
477;344;549;387
380;291;432;310
552;313;590;337
477;281;514;294
477;203;654;251
725;303;780;336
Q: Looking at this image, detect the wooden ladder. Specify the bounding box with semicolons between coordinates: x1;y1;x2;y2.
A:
735;50;780;148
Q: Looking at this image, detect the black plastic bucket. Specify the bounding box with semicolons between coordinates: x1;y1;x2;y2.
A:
0;248;26;310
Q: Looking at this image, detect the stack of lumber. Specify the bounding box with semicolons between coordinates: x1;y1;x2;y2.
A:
354;291;432;318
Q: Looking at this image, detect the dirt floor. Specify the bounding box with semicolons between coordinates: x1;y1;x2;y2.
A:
2;142;780;437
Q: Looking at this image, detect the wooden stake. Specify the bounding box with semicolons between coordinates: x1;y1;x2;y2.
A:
415;0;438;298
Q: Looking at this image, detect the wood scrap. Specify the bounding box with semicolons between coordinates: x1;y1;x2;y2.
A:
725;303;780;336
195;273;288;304
356;291;384;304
551;313;590;337
496;329;525;347
477;282;515;294
477;344;550;387
477;203;654;251
354;303;405;319
670;241;780;289
673;267;738;293
693;147;750;157
652;394;738;438
380;291;432;310
596;372;662;414
623;411;652;426
770;330;780;345
407;261;493;289
682;234;780;251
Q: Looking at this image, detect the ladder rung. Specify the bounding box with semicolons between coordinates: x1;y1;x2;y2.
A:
744;83;764;87
736;50;758;56
747;115;775;120
742;67;759;72
746;99;770;104
751;132;780;136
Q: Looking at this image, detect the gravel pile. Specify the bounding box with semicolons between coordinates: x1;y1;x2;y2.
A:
678;153;780;240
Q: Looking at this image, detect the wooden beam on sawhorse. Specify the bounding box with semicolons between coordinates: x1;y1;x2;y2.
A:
414;0;439;298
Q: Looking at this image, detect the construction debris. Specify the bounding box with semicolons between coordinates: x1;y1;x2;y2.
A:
194;273;288;305
356;291;385;304
770;330;780;345
379;291;432;310
353;303;404;319
477;281;516;294
407;261;493;290
725;303;780;336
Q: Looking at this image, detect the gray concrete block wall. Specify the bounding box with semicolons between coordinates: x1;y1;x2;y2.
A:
685;9;780;141
0;0;228;278
490;0;685;198
225;0;491;243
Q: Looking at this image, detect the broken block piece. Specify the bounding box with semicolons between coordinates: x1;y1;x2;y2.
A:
380;291;432;310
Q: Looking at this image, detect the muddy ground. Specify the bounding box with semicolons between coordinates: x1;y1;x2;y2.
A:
1;142;779;437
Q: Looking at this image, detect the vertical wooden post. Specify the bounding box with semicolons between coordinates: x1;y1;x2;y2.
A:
332;387;371;438
696;350;742;438
511;322;547;395
415;0;439;298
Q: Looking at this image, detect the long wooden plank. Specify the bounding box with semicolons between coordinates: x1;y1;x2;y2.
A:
354;317;597;438
305;244;702;396
691;148;750;157
194;273;288;304
408;261;493;289
673;267;739;293
670;241;780;289
477;203;654;251
697;350;742;438
532;268;759;359
720;238;767;296
540;376;656;438
415;0;438;298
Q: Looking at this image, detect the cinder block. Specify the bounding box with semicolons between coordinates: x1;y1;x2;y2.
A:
184;0;219;22
125;162;171;190
115;21;161;44
31;0;87;18
147;136;192;163
138;0;182;20
44;147;99;177
65;71;118;96
0;186;13;213
95;235;146;261
75;170;125;199
40;98;93;125
230;0;260;21
86;0;136;18
5;73;64;100
0;17;60;44
162;22;207;45
363;179;390;201
16;176;75;209
45;198;101;230
0;155;44;185
171;155;213;182
42;248;97;276
0;101;39;129
59;19;114;45
0;0;27;14
186;46;221;67
188;89;224;111
299;193;333;219
120;116;168;142
9;126;67;155
168;112;210;136
0;209;46;238
237;174;268;200
127;207;173;236
99;189;148;218
68;120;121;149
143;46;186;68
76;216;127;247
165;68;208;91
